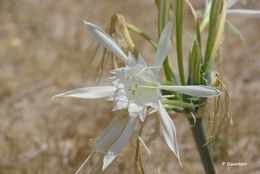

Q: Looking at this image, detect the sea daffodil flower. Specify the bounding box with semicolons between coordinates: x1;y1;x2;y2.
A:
53;21;221;170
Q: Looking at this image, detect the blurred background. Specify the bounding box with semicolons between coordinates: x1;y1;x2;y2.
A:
0;0;259;173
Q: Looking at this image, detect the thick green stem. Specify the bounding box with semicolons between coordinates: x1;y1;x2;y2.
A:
189;118;216;174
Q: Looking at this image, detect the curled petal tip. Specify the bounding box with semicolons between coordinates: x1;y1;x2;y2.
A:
83;21;128;62
51;94;62;100
83;20;90;25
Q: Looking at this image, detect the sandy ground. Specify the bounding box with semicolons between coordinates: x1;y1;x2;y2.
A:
0;0;260;173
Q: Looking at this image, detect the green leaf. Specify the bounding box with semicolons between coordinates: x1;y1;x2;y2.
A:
175;0;186;85
185;0;202;85
189;39;201;85
203;0;227;75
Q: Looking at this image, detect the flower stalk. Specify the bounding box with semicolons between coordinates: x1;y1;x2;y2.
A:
189;118;216;174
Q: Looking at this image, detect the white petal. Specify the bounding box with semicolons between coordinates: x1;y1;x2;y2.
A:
94;115;129;154
159;85;221;97
125;52;137;67
84;21;128;62
52;86;116;99
154;20;172;67
128;103;147;121
128;103;145;116
157;101;181;165
227;9;260;18
102;116;137;170
112;100;128;111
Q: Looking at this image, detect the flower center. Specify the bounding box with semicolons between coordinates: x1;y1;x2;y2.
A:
127;84;138;96
124;74;139;96
111;63;160;106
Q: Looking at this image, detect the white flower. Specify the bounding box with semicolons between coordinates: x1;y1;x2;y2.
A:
53;21;221;170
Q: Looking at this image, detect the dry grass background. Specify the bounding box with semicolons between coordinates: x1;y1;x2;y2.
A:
0;0;259;173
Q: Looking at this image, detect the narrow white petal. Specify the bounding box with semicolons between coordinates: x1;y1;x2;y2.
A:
84;21;128;62
52;86;116;99
227;9;260;18
157;101;181;165
125;52;137;67
160;85;221;97
94;115;128;154
102;117;137;170
154;21;173;67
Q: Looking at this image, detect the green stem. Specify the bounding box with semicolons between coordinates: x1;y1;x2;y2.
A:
204;0;223;71
127;23;158;50
163;99;195;111
163;58;177;83
189;118;216;174
175;0;185;85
